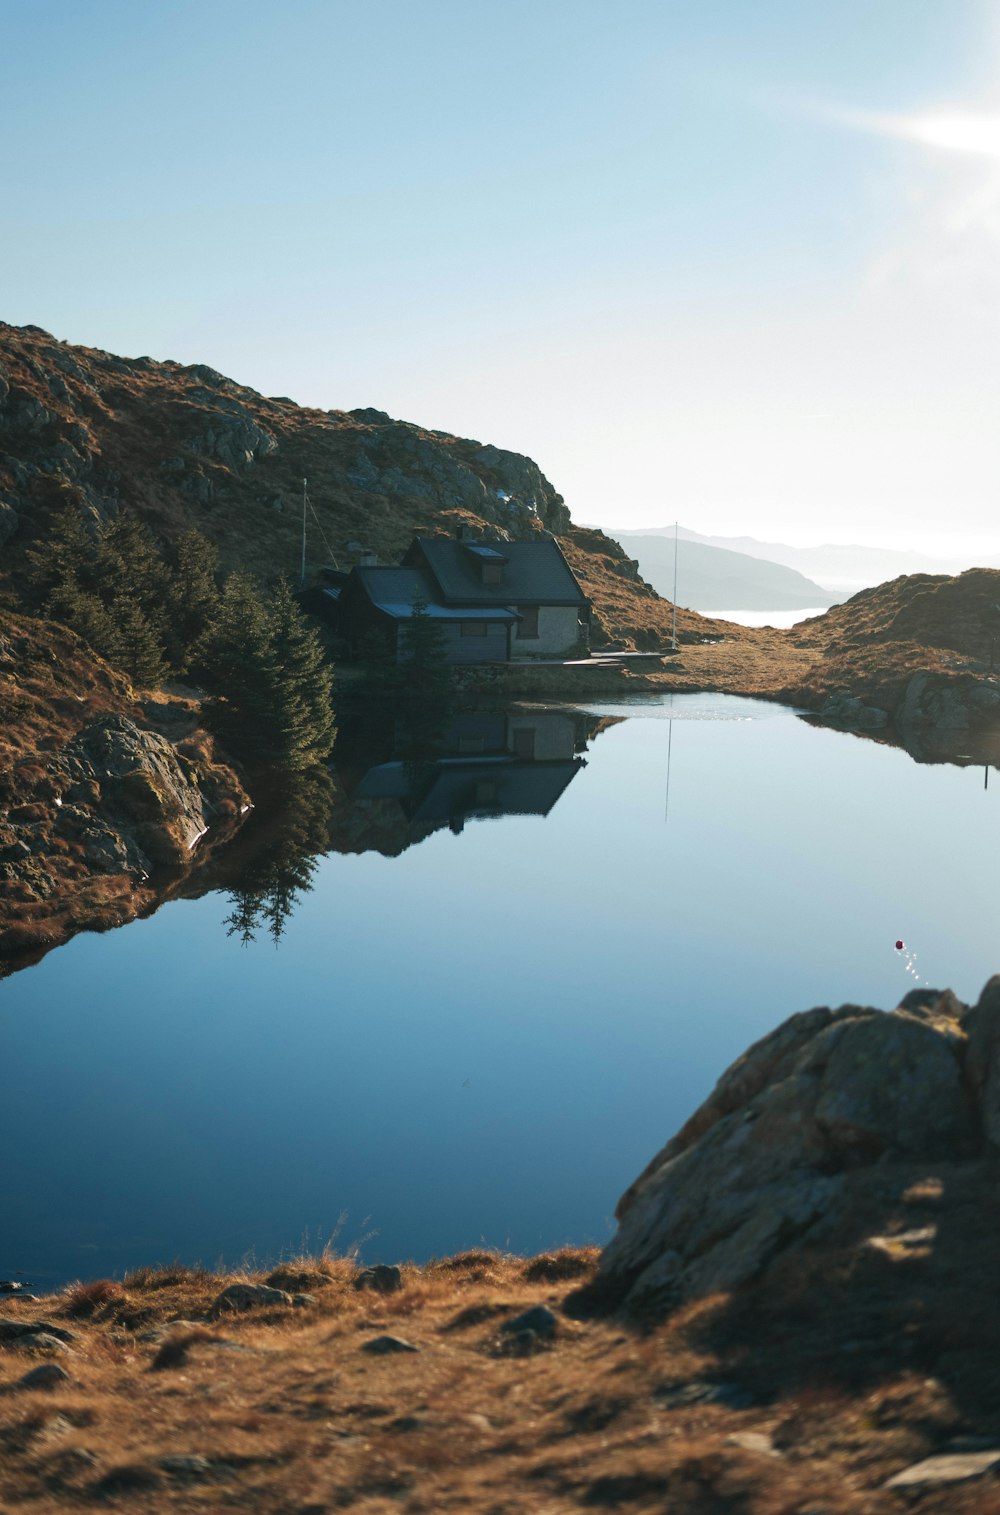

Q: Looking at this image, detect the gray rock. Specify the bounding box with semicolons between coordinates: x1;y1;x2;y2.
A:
21;1333;74;1354
961;976;1000;1147
655;1381;758;1410
595;996;978;1314
885;1450;1000;1488
0;1320;77;1344
353;1264;402;1294
158;1454;214;1480
180;472;214;504
189;408;277;470
211;1283;293;1314
500;1305;558;1340
136;1319;203;1342
65;714;222;867
726;1430;780;1457
15;1362;71;1390
497;1329;544;1357
292;1293;317;1308
361;1334;419;1354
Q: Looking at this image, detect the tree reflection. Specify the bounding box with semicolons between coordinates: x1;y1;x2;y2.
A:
223;767;335;946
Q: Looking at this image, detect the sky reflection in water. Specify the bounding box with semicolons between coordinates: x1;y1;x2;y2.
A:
2;694;997;1288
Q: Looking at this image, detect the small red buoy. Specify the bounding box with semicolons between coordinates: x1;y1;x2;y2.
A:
895;940;904;951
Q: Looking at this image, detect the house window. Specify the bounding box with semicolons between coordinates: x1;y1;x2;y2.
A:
482;563;503;586
515;606;539;639
512;728;536;759
461;621;489;637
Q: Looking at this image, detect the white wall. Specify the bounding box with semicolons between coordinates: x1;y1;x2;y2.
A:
512;604;583;658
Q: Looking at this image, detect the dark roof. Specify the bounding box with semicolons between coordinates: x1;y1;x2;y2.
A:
463;544;508;562
353;565;517;622
357;757;584;822
410;537;587;607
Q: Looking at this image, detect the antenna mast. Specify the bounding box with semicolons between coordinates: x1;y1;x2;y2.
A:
300;478;307;588
670;519;678;651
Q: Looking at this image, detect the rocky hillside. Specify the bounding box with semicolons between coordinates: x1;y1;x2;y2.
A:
788;569;1000;734
0;322;719;649
0;607;248;971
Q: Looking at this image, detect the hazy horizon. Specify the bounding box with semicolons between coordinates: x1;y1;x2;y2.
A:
3;0;999;557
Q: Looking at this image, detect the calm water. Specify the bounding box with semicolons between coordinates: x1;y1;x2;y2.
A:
3;694;999;1290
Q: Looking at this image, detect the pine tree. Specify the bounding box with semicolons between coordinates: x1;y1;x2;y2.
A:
223;769;334;943
107;590;170;686
192;573;281;760
266;578;336;768
96;511;170;643
163;529;221;670
23;502;99;603
46;574;121;664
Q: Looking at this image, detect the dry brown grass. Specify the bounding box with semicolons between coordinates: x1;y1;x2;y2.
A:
3;1233;1000;1513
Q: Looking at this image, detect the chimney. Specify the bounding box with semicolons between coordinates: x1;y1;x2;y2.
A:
358;550;378;567
455;524;476;542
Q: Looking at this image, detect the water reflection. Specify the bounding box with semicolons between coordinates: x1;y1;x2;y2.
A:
5;693;1000;1288
221;768;336;945
209;702;614;945
329;704;611;857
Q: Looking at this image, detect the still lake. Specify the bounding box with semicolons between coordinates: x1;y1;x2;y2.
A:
3;692;998;1290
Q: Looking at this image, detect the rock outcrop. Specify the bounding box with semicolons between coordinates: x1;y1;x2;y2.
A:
0;608;248;969
585;980;1000;1316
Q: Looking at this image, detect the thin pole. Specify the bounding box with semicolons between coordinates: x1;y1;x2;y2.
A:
670;519;678;651
300;477;307;587
664;715;674;822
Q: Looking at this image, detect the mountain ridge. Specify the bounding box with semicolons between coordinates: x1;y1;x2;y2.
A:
612;530;839;612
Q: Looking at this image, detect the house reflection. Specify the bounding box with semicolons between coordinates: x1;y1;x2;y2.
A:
329;708;613;855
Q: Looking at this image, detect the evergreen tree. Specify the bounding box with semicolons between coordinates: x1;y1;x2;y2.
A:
266;577;336;768
192;573;281;760
106;590;171;686
163;529;221;668
46;574;120;663
96;511;170;641
23;502;99;603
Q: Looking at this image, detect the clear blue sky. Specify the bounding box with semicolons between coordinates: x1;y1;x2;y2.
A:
3;0;999;550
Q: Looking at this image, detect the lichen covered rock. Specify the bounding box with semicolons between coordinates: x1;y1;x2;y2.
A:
590;984;997;1315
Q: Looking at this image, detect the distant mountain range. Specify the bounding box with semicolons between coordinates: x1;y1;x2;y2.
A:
622;526;1000;595
611;530;839;612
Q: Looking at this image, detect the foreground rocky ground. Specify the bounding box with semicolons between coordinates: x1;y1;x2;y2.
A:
6;982;1000;1513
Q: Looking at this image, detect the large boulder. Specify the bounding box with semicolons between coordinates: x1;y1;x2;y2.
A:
590;989;989;1316
63;715;231;868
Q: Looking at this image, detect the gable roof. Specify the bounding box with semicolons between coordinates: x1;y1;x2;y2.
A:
352;565;517;622
409;536;587;607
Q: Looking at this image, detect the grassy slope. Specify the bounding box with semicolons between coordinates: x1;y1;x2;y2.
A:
4;1189;1000;1515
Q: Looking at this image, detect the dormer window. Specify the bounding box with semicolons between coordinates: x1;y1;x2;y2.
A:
462;542;508;586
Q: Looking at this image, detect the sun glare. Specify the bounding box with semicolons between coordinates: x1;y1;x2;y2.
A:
894;111;1000;160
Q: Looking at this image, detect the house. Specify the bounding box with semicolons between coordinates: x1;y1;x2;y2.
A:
334;528;590;663
349;710;588;843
